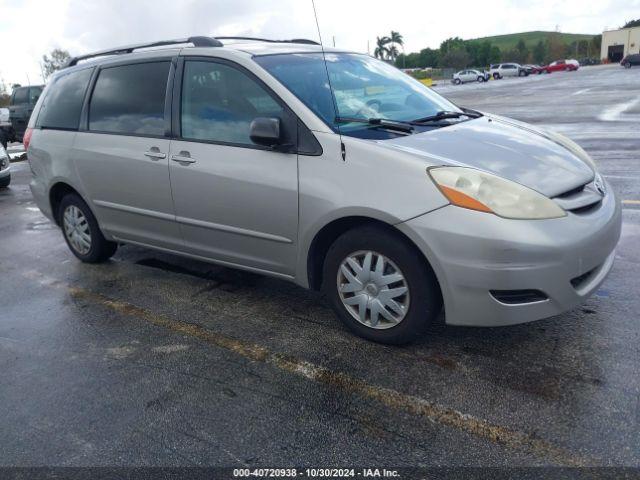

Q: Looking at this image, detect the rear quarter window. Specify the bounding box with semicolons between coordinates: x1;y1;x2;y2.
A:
36;68;93;130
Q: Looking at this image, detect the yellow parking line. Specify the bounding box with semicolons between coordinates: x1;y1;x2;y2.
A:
23;269;592;466
622;200;640;205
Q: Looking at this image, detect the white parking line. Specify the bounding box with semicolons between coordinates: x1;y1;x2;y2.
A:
599;96;640;121
572;88;591;95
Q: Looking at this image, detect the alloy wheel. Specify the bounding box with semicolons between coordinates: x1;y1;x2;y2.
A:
63;205;92;255
336;250;410;330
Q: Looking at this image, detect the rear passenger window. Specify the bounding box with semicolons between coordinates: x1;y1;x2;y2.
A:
181;60;283;145
89;62;170;136
36;68;93;130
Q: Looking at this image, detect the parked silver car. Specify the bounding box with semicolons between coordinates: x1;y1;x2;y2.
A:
452;69;488;84
489;63;528;79
27;37;621;344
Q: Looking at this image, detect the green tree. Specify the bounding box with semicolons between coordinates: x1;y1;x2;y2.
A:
374;36;390;60
533;40;546;64
440;48;469;69
545;33;565;62
440;37;465;54
389;30;404;63
42;48;71;79
514;38;530;63
420;48;441;67
623;19;640;28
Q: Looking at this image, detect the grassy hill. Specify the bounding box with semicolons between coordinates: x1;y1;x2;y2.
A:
470;31;596;50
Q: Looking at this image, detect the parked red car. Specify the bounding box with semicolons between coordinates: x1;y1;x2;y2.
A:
542;59;579;73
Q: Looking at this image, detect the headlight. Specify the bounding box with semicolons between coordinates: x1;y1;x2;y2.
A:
428;167;566;220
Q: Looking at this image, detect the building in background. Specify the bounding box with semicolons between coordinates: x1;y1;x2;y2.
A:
601;26;640;62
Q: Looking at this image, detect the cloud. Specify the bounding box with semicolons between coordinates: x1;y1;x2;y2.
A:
1;0;639;88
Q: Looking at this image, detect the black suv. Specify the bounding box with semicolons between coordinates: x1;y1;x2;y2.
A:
8;85;44;143
621;54;640;68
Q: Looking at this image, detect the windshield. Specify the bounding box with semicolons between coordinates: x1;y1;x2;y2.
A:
254;53;461;136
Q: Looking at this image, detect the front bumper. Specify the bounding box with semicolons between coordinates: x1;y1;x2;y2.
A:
397;183;622;326
0;164;10;179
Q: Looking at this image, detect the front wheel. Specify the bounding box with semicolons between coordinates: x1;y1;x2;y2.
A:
454;78;461;85
59;193;118;263
322;226;442;344
624;62;631;69
0;174;10;188
477;76;484;82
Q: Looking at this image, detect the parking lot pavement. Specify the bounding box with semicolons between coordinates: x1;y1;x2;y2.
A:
1;65;639;468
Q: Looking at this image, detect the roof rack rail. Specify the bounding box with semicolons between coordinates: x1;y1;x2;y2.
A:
65;36;223;68
215;36;320;45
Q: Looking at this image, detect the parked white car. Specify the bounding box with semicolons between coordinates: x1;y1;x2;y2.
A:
452;69;489;85
489;63;527;79
0;144;11;188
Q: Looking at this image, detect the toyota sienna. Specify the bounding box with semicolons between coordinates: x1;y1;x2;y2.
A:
27;37;621;344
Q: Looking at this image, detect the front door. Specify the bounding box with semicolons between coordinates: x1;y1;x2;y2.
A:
169;58;299;276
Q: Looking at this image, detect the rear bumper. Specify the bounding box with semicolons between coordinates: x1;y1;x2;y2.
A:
397;182;622;326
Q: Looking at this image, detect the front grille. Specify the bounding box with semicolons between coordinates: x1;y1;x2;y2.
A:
553;180;603;214
490;289;548;305
555;184;585;198
571;266;598;289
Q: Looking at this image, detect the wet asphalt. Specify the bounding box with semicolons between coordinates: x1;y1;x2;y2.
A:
0;65;639;469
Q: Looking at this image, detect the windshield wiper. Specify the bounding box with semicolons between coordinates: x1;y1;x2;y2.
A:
412;110;482;124
335;116;415;133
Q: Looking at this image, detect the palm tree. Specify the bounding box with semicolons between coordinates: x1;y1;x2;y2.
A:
387;44;399;61
374;36;390;60
389;31;404;65
390;31;403;48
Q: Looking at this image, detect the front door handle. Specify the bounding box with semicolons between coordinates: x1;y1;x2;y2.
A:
144;150;167;160
171;151;196;165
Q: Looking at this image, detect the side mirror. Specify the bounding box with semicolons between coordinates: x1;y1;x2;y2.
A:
250;117;282;147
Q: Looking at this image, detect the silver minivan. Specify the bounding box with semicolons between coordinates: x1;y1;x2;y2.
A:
27;37;621;344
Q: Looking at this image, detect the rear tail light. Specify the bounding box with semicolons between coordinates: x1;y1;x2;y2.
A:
23;127;34;151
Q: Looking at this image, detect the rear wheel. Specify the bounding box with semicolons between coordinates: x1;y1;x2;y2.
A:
624;62;631;69
322;225;442;344
59;193;117;263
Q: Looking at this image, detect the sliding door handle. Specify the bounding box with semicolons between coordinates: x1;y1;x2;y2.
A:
144;150;167;160
144;146;166;160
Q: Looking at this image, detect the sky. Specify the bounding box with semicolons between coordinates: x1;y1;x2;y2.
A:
1;0;639;88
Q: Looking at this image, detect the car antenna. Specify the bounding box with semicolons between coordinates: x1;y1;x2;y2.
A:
311;0;345;161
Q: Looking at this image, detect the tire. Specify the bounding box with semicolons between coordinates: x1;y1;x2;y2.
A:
493;73;500;80
0;174;10;188
624;62;631;69
58;193;117;263
0;130;7;149
322;225;442;345
477;76;484;82
454;78;461;85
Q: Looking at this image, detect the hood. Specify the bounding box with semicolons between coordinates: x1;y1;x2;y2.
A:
379;115;594;197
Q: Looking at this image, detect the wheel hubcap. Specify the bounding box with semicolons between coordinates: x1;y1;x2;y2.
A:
337;251;410;330
63;205;92;255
